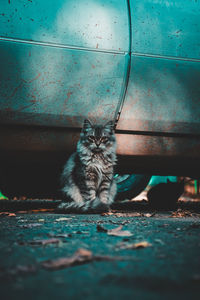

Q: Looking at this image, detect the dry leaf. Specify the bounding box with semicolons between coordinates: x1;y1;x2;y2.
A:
48;233;72;238
117;241;152;250
29;238;61;246
0;212;16;216
19;223;42;228
42;248;93;270
107;225;133;237
97;225;133;237
101;211;114;216
171;209;193;218
55;217;72;222
41;248;132;270
8;213;16;217
112;212;142;217
143;213;155;218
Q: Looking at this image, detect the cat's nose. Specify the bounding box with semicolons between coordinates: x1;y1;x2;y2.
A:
95;140;101;147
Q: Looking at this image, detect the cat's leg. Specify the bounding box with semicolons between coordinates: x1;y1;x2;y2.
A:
81;179;98;211
108;179;117;205
98;179;117;205
58;179;85;210
98;180;110;204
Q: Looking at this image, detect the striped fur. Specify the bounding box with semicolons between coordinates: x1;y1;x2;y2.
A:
58;119;117;212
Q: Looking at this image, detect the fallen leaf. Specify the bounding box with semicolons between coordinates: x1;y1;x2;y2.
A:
55;217;72;222
38;219;45;222
8;213;16;217
41;248;133;270
107;225;133;237
19;223;42;228
48;233;72;238
171;209;193;218
29;238;61;246
42;248;93;270
143;213;155;218
101;211;113;216
97;225;133;237
117;241;152;250
112;212;142;217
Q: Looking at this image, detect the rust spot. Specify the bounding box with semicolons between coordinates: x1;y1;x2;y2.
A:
29;51;31;57
28;73;41;83
96;43;99;49
8;82;23;99
92;64;95;69
67;91;73;98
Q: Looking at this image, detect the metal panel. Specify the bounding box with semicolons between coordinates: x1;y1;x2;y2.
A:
0;0;129;52
117;55;200;134
0;40;128;127
116;134;200;158
130;0;200;59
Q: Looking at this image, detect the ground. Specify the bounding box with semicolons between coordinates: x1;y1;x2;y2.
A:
0;208;200;300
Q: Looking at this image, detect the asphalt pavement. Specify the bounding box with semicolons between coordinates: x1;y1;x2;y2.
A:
0;210;200;300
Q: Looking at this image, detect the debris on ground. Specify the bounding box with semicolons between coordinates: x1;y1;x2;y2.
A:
97;225;133;237
41;248;132;271
171;209;193;218
19;223;42;228
116;241;152;250
0;212;16;217
28;238;61;246
55;217;73;222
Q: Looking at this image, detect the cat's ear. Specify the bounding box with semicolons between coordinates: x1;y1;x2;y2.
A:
83;119;92;132
104;120;114;133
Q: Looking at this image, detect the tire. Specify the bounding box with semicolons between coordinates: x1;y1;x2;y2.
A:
115;174;152;200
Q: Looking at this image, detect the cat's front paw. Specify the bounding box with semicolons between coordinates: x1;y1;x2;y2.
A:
90;198;109;213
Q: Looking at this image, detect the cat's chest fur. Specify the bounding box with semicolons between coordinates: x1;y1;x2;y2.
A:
83;153;112;186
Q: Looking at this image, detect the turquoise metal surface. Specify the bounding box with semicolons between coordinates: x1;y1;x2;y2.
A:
130;0;200;59
117;0;200;135
0;40;128;127
0;0;200;167
0;0;129;52
0;0;130;127
117;55;200;134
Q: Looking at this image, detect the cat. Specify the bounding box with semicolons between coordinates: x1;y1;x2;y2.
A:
147;178;184;209
58;119;117;212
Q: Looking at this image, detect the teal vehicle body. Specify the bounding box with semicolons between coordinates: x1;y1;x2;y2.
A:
0;0;200;178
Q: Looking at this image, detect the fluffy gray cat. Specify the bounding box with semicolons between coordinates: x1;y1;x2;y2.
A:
58;119;117;212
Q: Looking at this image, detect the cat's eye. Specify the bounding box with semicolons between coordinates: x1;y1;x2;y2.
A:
88;135;95;142
102;137;108;143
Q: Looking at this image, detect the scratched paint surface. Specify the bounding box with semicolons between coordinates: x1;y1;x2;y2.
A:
0;41;128;127
117;55;200;134
130;0;200;59
0;0;129;52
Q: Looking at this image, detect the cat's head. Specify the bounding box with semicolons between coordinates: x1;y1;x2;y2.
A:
79;119;116;153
